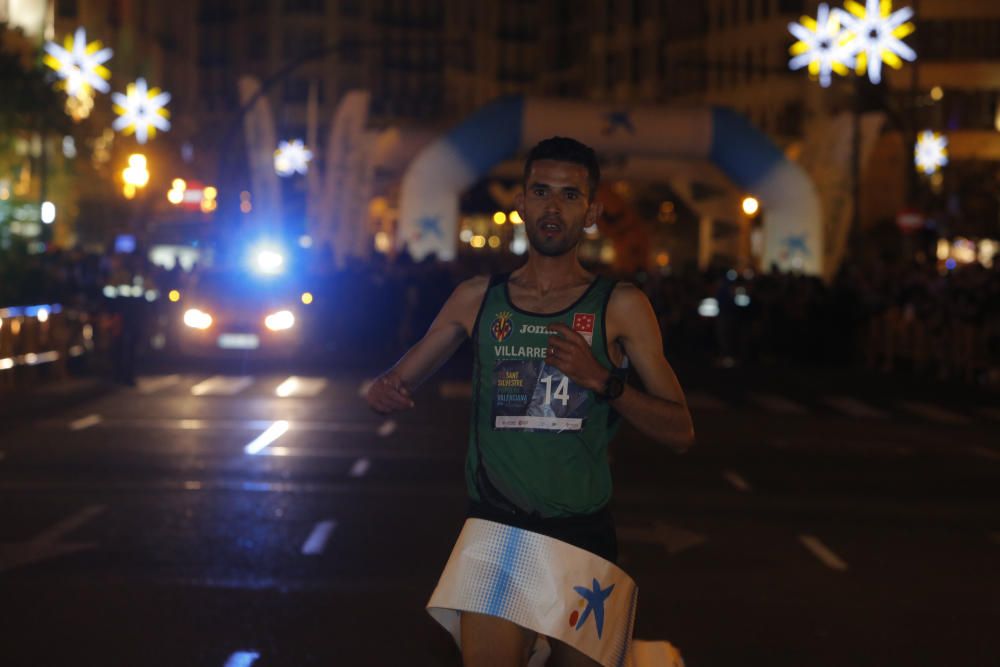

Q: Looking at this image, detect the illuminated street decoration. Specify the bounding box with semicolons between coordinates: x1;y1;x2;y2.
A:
43;27;113;100
273;139;312;177
788;3;854;88
914;130;948;175
112;78;172;144
838;0;916;85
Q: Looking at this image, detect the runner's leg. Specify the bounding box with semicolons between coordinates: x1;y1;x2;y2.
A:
461;611;536;667
548;636;602;667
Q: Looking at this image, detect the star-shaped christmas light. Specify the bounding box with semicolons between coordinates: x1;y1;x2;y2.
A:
914;130;948;175
788;3;855;88
838;0;916;85
274;139;312;177
43;27;113;99
111;78;171;144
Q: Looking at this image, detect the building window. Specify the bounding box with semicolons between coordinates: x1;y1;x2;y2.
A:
777;0;803;14
57;0;77;19
283;0;324;14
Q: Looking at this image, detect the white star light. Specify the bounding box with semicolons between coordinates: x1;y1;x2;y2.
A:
274;139;312;177
838;0;916;85
111;78;171;145
43;27;113;99
788;3;855;88
914;130;948;175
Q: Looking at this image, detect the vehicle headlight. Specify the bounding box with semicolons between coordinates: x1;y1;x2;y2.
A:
183;308;213;330
264;309;295;331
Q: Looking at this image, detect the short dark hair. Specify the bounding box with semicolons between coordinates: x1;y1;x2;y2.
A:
523;136;600;201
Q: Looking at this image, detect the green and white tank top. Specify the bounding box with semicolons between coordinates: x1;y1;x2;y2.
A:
465;273;623;518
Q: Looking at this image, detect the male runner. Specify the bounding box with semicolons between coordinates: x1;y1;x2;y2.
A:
367;137;694;667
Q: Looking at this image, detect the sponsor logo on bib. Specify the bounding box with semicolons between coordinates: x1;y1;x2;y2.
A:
519;323;549;335
491;311;513;342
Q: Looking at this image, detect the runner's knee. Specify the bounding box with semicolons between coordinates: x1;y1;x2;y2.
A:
460;611;535;667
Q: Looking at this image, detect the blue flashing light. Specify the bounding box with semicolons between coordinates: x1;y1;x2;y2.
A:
945;258;957;270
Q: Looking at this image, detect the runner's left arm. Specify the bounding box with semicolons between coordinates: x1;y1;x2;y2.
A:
546;283;694;453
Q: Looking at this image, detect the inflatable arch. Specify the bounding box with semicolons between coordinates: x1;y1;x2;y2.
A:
399;96;822;276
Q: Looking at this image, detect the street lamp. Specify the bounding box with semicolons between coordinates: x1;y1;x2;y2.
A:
741;196;760;217
122;153;149;199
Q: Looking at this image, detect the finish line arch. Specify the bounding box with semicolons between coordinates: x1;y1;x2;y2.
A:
399;96;822;276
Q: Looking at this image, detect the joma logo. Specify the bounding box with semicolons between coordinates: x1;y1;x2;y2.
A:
519;324;549;335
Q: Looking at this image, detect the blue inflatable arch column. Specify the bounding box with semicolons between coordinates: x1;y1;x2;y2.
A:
398;96;822;276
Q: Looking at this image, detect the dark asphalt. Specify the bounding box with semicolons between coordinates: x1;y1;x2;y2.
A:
0;357;997;666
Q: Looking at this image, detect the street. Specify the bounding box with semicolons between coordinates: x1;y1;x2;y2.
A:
0;358;997;666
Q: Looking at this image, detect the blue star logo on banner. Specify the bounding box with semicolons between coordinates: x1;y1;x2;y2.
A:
602;111;635;135
782;235;811;257
573;578;615;639
417;216;443;240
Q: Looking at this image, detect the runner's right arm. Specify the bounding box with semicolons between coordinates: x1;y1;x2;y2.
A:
366;275;489;415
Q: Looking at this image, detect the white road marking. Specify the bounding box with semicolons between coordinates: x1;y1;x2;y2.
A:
970;446;1000;461
439;381;473;399
223;651;260;667
749;393;808;415
244;421;290;455
301;520;337;555
898;401;971;425
52;417;378;433
722;470;752;492
684;391;727;410
136;374;180;395
358;379;375;398
275;376;327;398
0;505;105;573
823;396;888;419
799;534;848;571
349;457;371;478
190;375;253;396
617;521;707;555
69;414;102;431
376;420;397;437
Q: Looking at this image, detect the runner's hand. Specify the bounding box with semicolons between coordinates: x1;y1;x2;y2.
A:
366;371;415;414
545;323;609;392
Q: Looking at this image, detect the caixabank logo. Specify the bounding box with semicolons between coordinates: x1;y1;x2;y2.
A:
491;311;513;342
568;577;614;639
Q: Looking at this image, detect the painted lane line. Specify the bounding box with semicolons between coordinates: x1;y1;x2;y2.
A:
684;391;728;410
69;414;102;431
275;376;327;398
244;421;290;455
223;651;260;667
898;401;971;425
748;393;808;415
1;505;105;573
823;396;888;419
722;470;752;492
301;520;337;555
349;457;371;478
137;374;180;395
376;420;397;437
970;446;1000;462
798;534;848;571
191;375;253;396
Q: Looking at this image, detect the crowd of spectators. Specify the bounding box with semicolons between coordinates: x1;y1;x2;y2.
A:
2;243;998;387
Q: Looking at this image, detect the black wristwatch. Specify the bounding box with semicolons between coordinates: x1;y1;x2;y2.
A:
596;373;625;402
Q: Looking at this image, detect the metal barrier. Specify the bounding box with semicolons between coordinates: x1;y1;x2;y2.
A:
0;303;95;393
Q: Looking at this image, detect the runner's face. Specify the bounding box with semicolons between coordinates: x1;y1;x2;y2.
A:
518;160;599;258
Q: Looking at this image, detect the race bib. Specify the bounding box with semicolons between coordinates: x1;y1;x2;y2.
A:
492;359;591;432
